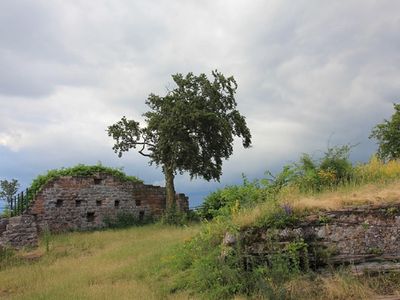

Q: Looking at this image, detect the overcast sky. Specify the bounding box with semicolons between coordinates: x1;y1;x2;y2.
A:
1;0;399;206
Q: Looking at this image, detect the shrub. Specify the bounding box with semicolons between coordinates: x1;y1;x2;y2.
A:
198;177;268;220
290;145;354;192
354;155;400;184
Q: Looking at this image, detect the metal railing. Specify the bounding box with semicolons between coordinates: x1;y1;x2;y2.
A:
8;188;33;217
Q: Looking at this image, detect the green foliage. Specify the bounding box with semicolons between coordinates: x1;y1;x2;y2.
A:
0;179;19;206
42;226;52;253
286;239;309;272
353;155;400;184
385;206;399;217
108;70;252;208
370;103;400;161
103;212;153;228
1;207;11;218
289;145;354;192
165;219;255;298
199;176;266;219
255;204;302;229
318;214;332;225
28;164;142;201
200;145;354;220
164;215;311;299
160;207;199;226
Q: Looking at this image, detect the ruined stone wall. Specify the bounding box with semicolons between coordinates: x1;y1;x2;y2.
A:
0;215;38;249
239;204;400;270
28;174;188;233
0;174;189;249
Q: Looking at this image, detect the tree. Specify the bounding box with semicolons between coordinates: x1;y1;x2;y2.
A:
0;179;20;208
370;103;400;161
107;70;252;209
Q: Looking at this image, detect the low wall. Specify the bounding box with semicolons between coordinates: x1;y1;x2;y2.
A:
0;215;38;250
238;204;400;270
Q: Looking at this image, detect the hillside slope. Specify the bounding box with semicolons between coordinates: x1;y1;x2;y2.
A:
0;225;199;300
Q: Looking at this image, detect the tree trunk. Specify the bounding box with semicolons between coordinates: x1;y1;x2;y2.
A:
164;165;176;210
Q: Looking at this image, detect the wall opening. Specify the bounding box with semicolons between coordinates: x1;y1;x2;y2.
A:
96;200;102;206
139;210;145;221
86;212;95;222
94;178;102;185
75;200;81;207
114;200;120;207
56;199;63;207
135;199;141;206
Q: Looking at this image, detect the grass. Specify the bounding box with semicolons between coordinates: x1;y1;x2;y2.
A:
0;224;199;300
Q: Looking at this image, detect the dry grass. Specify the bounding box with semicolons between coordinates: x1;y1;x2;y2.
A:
284;273;376;300
287;180;400;212
0;224;199;300
233;180;400;228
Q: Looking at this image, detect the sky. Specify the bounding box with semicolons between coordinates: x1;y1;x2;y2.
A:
1;0;399;207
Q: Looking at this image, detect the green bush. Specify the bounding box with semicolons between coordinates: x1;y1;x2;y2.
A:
288;145;354;192
160;206;200;226
199;145;355;221
198;176;268;220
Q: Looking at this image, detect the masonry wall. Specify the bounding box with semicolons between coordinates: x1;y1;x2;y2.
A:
28;174;188;233
239;204;400;270
0;215;38;249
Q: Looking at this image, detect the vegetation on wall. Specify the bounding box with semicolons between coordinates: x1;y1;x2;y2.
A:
28;164;142;200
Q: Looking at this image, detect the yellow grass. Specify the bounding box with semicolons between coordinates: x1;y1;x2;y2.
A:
0;224;199;300
234;180;400;228
284;273;376;300
287;180;400;211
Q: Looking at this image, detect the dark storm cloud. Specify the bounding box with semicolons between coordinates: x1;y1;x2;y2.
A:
1;0;400;205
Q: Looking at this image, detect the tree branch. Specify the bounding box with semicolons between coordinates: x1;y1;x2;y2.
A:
138;143;152;157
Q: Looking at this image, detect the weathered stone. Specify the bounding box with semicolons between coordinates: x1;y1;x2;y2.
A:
0;215;38;249
241;203;400;270
223;232;237;246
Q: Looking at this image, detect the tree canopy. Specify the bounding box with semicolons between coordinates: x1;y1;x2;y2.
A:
108;70;252;208
0;179;19;207
370;103;400;161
